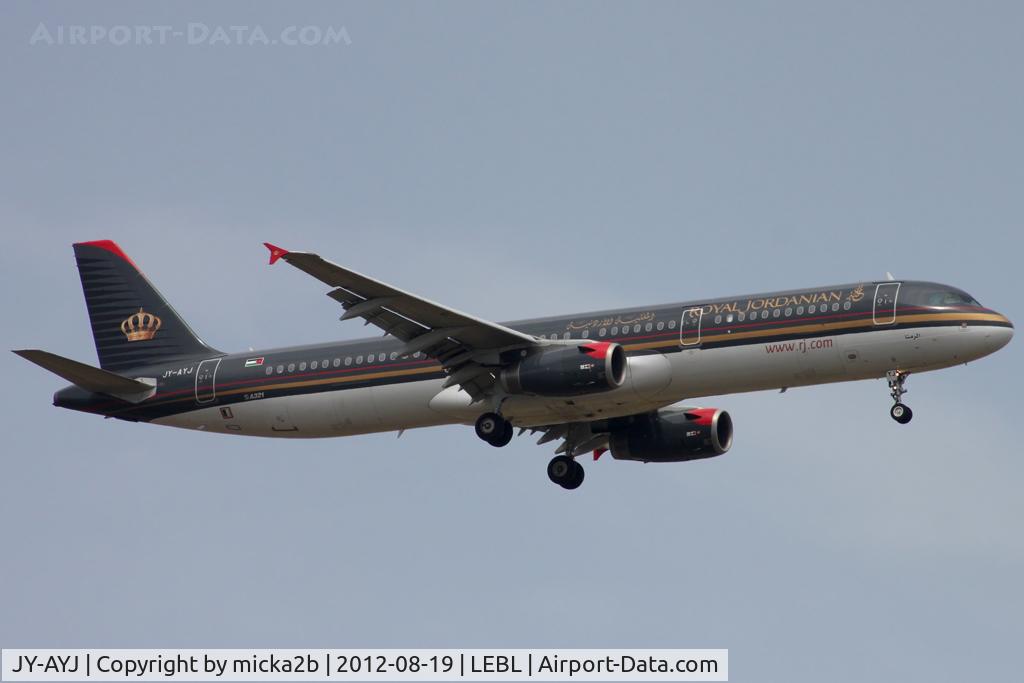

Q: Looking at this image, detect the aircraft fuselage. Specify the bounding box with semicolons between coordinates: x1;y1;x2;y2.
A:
53;279;1013;438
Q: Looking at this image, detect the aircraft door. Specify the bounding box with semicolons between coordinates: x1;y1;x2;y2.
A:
872;283;901;325
680;307;703;346
195;358;221;404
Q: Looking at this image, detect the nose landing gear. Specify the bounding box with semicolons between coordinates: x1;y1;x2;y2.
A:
547;455;585;490
886;370;913;424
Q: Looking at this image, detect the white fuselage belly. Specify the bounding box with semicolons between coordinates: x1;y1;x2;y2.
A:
152;324;1005;438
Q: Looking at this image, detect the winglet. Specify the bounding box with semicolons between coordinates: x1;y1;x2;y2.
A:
264;242;289;265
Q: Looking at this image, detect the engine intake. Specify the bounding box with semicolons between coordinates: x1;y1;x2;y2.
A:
608;407;733;462
500;342;626;397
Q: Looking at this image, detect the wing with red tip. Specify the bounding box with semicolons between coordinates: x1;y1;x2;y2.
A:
261;243;538;400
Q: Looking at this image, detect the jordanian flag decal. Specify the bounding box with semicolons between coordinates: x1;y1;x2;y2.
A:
245;357;265;367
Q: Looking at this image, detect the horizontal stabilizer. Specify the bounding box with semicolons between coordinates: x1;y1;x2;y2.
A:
13;349;156;402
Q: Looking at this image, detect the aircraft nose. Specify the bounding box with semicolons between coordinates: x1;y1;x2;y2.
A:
986;315;1013;353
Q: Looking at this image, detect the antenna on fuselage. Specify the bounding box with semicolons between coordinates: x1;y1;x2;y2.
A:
885;272;896;281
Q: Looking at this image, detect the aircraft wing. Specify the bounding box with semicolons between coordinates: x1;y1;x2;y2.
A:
264;243;538;400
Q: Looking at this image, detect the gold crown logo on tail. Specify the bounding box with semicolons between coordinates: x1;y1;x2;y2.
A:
121;308;162;341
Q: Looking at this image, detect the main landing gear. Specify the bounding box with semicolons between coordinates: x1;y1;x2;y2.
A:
547;455;585;490
886;370;913;424
475;412;513;447
474;412;586;490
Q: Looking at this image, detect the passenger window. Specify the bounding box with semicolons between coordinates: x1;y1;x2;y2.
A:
738;312;745;321
356;356;363;364
334;358;341;367
726;313;734;323
298;362;306;371
391;352;398;360
714;315;722;324
773;309;781;318
323;359;329;367
657;321;664;331
809;305;816;314
345;357;352;366
797;306;804;315
645;322;653;332
265;366;273;375
599;328;607;337
843;301;851;310
832;303;840;312
785;308;792;317
287;363;295;372
612;326;619;335
668;320;676;329
564;332;571;340
311;361;318;370
581;329;590;338
276;365;284;374
633;324;641;333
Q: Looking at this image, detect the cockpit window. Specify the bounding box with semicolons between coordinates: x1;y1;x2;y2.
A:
928;291;981;307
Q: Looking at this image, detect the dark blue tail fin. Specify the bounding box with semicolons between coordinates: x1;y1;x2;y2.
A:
73;240;220;371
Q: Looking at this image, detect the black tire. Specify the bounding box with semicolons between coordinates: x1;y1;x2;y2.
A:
547;455;574;486
563;461;585;490
475;412;505;441
488;420;514;448
890;403;913;424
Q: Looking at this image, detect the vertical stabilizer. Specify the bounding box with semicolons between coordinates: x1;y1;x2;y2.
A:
73;240;221;371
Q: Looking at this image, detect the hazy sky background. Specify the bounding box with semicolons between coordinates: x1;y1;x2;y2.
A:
1;2;1021;680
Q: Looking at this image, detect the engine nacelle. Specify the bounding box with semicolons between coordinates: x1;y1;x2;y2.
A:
608;407;733;462
500;342;626;397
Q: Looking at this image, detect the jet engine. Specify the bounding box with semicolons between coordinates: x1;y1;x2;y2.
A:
608;407;733;462
499;341;626;397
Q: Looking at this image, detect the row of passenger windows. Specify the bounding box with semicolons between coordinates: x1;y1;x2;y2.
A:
263;351;424;375
711;300;853;325
536;319;678;340
534;301;855;339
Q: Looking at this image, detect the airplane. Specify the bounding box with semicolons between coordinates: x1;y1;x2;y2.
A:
14;240;1014;490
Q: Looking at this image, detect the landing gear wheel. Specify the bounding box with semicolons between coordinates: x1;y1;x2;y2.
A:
547;456;585;489
890;403;913;424
488;420;514;448
564;460;585;490
885;371;913;425
475;412;505;442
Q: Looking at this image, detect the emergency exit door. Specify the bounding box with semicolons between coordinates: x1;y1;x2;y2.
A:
680;307;703;346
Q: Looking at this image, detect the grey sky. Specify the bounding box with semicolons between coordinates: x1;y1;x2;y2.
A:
1;1;1021;680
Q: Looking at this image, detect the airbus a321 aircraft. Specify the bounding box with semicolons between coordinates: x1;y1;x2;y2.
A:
15;241;1013;489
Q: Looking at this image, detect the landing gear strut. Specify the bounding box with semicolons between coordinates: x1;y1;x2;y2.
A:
475;412;513;447
886;370;913;424
547;455;585;490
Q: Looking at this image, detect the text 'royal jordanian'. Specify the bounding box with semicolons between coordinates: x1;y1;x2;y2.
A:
15;240;1014;489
